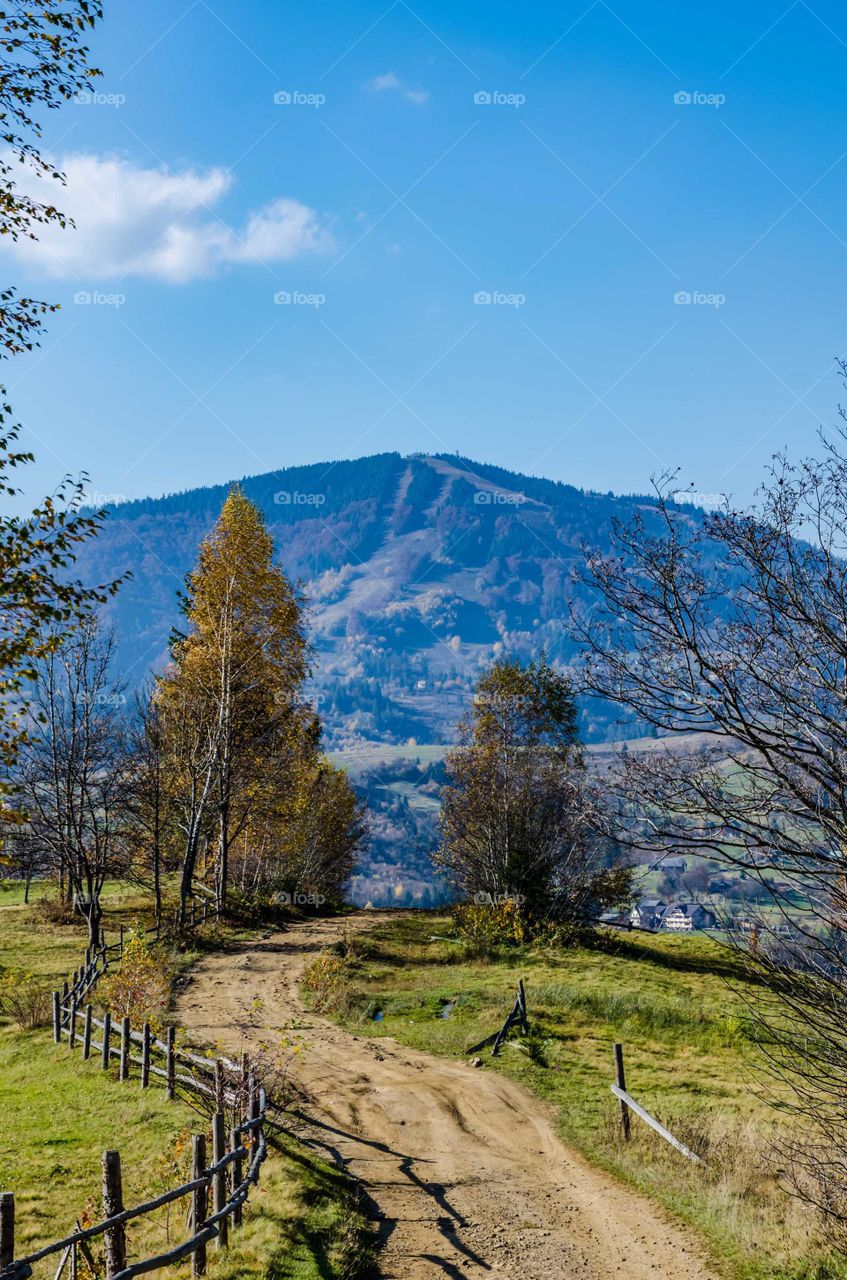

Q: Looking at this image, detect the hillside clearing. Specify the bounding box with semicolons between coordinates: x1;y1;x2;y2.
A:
324;913;845;1280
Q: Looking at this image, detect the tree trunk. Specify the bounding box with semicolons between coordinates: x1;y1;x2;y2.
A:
216;804;229;915
85;898;102;949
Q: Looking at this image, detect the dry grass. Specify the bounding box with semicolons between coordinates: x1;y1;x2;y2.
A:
323;912;847;1280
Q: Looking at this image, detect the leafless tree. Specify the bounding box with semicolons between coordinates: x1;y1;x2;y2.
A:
125;687;173;925
575;388;847;1233
12;619;132;943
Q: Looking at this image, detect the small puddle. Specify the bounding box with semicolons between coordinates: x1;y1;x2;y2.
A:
440;1000;456;1019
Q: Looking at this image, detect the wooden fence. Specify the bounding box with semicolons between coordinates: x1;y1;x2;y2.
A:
611;1041;705;1165
465;982;707;1166
465;980;528;1057
0;901;273;1280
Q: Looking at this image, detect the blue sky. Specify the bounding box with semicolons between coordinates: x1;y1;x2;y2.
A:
5;0;847;509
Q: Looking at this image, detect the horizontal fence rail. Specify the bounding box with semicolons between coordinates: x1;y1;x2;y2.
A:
611;1042;706;1166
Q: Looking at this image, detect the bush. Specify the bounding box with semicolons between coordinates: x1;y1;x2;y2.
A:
99;930;171;1031
0;970;52;1029
453;899;527;949
31;897;79;927
302;949;351;1013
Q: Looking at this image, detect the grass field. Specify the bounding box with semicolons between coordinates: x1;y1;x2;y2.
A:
320;913;846;1280
0;883;373;1280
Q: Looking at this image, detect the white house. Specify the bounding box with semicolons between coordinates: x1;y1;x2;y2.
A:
662;901;718;931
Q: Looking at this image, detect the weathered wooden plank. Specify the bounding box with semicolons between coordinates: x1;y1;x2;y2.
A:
0;1192;14;1268
613;1044;631;1141
609;1086;706;1165
191;1135;207;1278
102;1152;126;1279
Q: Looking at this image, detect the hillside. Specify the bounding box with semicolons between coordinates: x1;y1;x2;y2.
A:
77;451;692;745
72;453;712;903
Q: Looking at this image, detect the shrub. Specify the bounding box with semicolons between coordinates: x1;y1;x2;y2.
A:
0;969;52;1029
99;930;170;1031
302;949;351;1013
31;897;79;927
453;899;527;949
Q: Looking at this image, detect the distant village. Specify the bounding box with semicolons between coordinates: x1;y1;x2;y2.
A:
600;855;805;934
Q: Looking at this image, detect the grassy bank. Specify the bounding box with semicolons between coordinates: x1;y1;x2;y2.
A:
0;883;373;1280
312;912;845;1280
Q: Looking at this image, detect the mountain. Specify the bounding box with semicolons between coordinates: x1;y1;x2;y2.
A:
76;451;672;743
72;452;696;904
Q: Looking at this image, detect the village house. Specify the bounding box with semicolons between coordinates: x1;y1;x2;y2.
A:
648;856;688;873
662;901;719;931
629;900;668;930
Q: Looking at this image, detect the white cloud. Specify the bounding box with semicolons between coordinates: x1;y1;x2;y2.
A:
370;71;402;92
367;72;429;105
0;152;335;283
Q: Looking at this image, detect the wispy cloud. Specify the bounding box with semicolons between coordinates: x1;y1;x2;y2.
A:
0;152;336;282
367;71;429;105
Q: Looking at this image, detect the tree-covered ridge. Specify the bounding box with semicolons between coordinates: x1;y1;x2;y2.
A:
71;451;718;760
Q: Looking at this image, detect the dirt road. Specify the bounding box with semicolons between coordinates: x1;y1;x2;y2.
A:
175;915;719;1279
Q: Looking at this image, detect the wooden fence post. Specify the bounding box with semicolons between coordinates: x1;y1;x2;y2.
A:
191;1134;208;1277
613;1042;631;1141
166;1025;175;1101
240;1053;249;1120
0;1191;14;1269
214;1059;224;1113
68;996;77;1049
517;979;528;1033
102;1011;112;1070
248;1073;257;1132
230;1127;242;1228
212;1113;228;1250
83;1005;93;1061
53;991;61;1044
120;1016;130;1081
141;1023;151;1089
250;1083;261;1185
102;1151;126;1279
